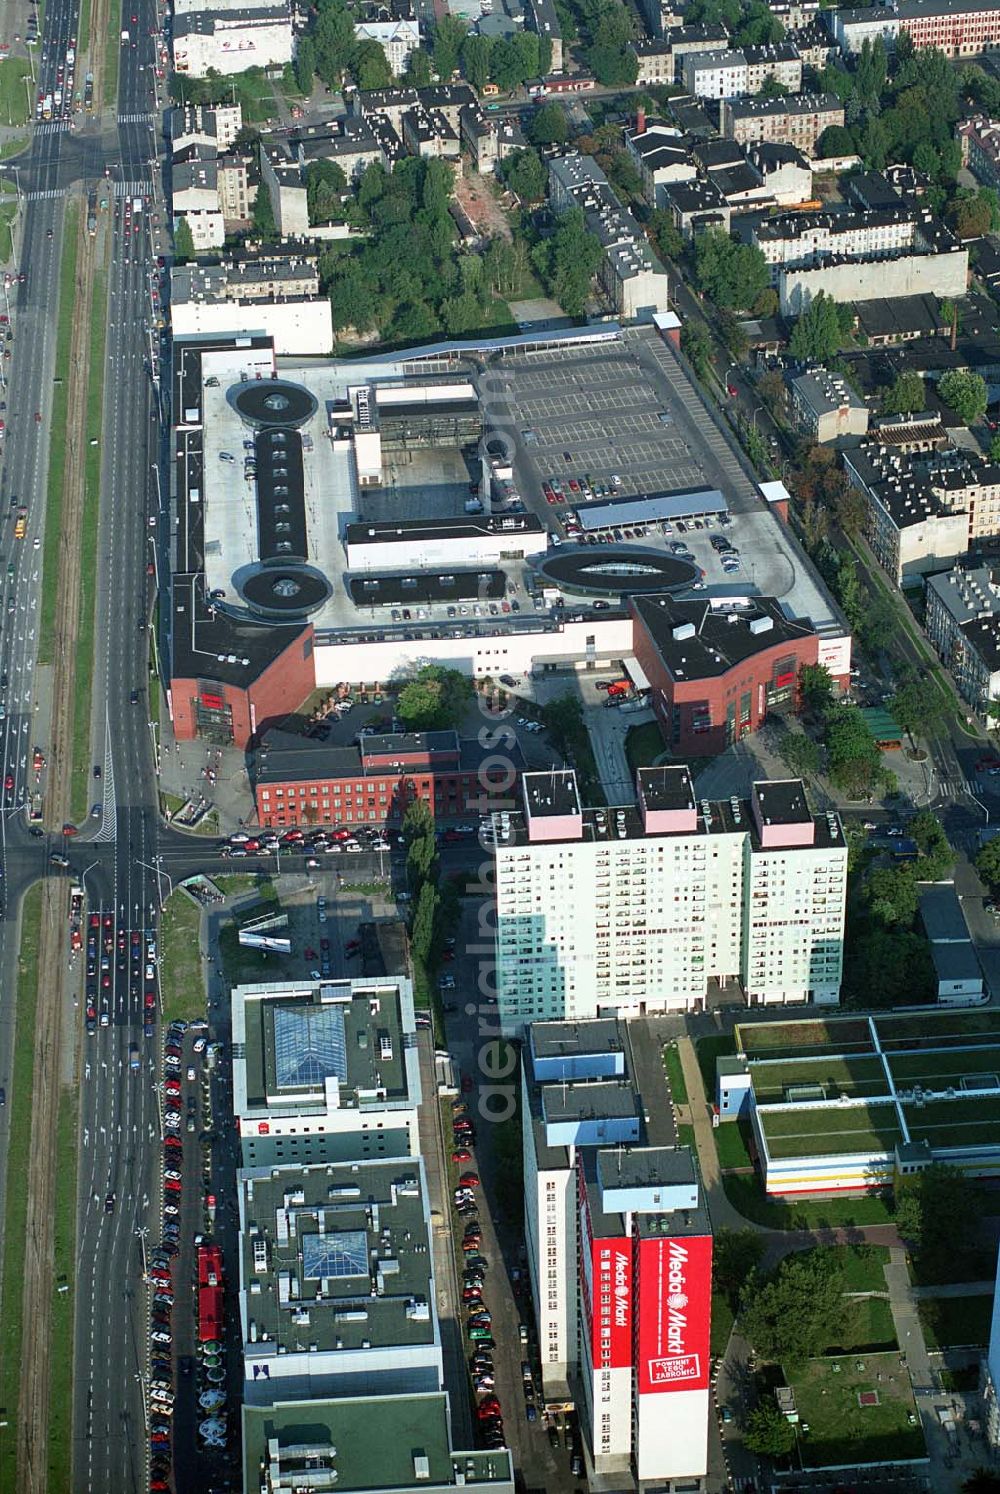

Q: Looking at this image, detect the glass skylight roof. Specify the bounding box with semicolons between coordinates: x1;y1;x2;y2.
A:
274;1004;347;1089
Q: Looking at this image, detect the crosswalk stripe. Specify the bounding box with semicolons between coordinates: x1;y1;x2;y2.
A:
26;187;65;201
117;111;157;124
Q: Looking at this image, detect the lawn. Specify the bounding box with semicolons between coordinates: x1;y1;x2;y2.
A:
215;874;275;897
715;1120;753;1170
888;1045;1000;1084
789;1352;925;1468
917;1295;992;1350
737;1018;875;1060
677;1122;696;1152
0;194;16;261
0;57;32;126
830;1297;897;1354
696;1033;735;1102
722;1173;894;1230
39;202;79;664
218;901;294;988
832;1243;890;1293
663;1043;688;1105
905;1095;1000;1149
70;262;108;822
625;721;663;775
159;890;206;1022
760;1102;902;1160
0;137;28;162
228;68;279;123
47;1088;78;1491
0;884;42;1493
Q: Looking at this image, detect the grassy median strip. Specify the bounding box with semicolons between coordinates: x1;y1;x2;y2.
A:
0;884;42;1492
38;203;79;665
103;0;121;107
69;264;107;823
46;1089;78;1491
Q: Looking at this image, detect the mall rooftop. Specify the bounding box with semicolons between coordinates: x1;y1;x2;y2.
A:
238;1158;437;1358
242;1392;514;1494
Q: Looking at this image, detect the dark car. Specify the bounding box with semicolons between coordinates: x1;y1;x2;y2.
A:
104;1191;115;1213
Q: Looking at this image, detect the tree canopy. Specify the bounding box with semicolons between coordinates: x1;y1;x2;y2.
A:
692;228;769;312
528;100;569;146
532;207;602;318
976;837;1000;892
740;1249;849;1364
501;147;548;203
939;369;988;425
890;680;945;741
173;215;195;262
396;664;474;731
894;1164;985;1284
788;292;846;364
880;369;925;415
743;1402;796;1458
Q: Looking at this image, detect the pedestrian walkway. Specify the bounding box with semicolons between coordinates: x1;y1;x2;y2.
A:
25;187;65;200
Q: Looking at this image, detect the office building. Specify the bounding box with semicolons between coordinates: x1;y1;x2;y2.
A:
252;728;524;829
520;1018;712;1488
231;974;420;1167
238;1156;440;1406
493;766;848;1030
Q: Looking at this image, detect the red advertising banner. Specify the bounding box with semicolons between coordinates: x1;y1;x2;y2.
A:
592;1236;633;1372
637;1234;712;1394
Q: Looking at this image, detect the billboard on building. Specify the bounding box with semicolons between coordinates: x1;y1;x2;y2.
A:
637;1234;712;1394
591;1236;633;1371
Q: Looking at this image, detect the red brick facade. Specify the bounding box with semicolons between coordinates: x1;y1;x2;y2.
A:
255;760;516;829
632;612;818;757
170;627;316;749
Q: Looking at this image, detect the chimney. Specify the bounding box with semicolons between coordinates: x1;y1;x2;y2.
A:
636;105;646;135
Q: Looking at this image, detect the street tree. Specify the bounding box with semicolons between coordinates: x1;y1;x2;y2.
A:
647;209;683;262
788;291;843;363
680;321;712;380
743;1402;796;1458
865;864;920;926
779;732;820;777
295;34;317;92
405;46;433;86
433;13;468;80
528;100;569;145
890;680;945;739
692;228;769;311
909;809;954;879
798;662;834;715
977;837;1000;891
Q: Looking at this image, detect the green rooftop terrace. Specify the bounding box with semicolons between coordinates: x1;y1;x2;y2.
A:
750;1055;888;1105
760;1102;904;1161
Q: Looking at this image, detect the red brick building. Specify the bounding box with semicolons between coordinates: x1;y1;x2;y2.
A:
169;578;316;749
253;729;524;829
630;594;819;756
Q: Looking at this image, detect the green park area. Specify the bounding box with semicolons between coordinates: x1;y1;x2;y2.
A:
788;1353;924;1468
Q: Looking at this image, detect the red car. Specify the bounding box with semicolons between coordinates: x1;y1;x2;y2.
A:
3;774;12;791
452;1149;472;1162
460;1173;480;1188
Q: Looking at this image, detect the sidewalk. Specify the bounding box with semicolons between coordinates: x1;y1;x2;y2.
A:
156;711;254;831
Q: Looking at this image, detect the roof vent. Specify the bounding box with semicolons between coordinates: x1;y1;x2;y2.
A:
672;622;696;641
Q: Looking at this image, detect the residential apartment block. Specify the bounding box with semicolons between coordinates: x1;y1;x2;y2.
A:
957;115;1000;187
846;446;1000;584
830;0;1000;57
682;41;802;99
926;564;1000;716
789;368;870;442
231;974;421;1168
625;121;696;207
493;766;848;1031
354;15;420;74
170;253;333;354
520;1018;712;1489
548;153;670;320
752;206;968;313
720;91;844;153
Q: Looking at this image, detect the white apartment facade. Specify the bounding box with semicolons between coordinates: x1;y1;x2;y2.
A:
753;207;917;273
682;44;802;99
493;768;846;1031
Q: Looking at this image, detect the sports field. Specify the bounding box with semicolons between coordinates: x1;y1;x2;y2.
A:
751;1055;889;1105
760;1102;904;1161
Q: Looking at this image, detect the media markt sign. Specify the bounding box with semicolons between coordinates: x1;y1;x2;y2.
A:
638;1234;712;1395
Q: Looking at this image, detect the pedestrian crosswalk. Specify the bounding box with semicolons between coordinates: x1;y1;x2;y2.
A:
936;775;997;801
117;111;157;124
32;120;70;136
113;179;152;197
26;187;65;201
